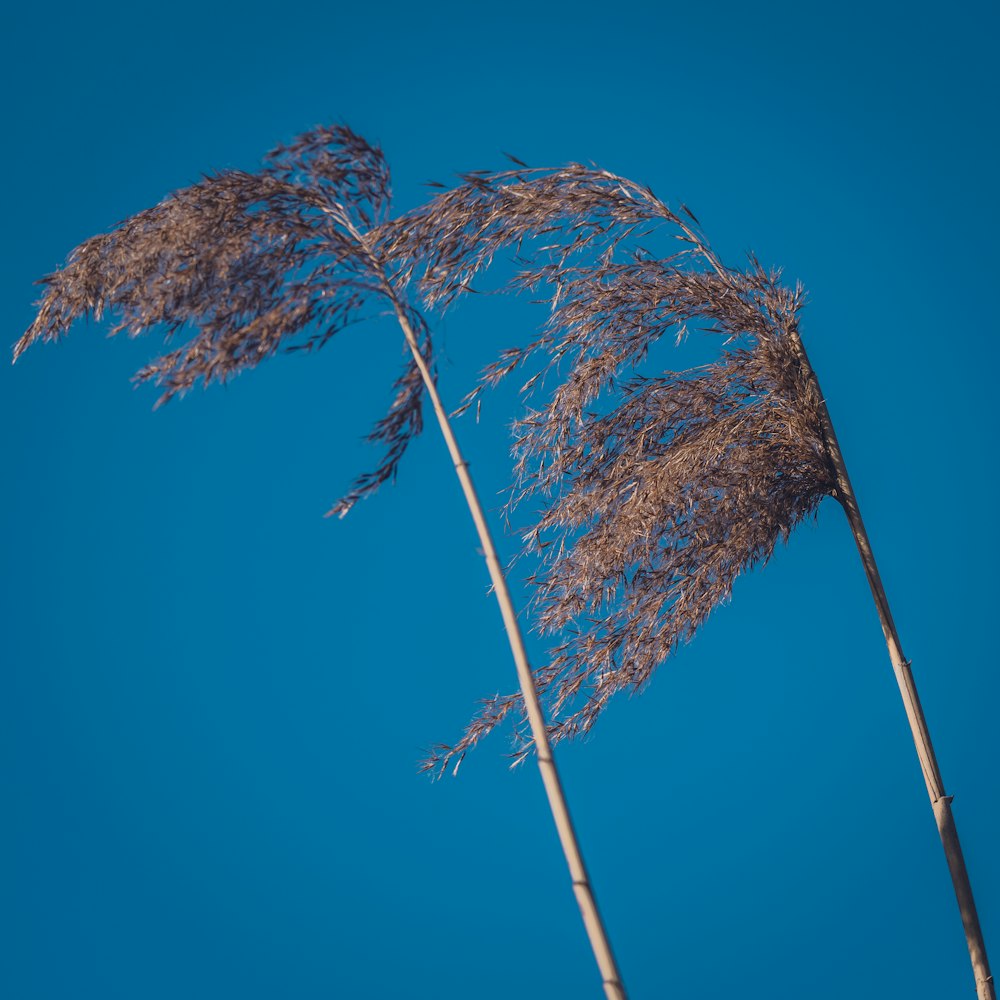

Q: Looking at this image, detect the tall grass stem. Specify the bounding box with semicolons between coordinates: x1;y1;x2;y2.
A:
791;332;995;1000
389;298;627;1000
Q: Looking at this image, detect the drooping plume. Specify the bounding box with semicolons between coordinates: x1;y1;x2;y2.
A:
15;125;432;517
387;165;837;768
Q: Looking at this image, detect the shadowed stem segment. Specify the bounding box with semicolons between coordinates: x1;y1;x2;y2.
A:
389;298;627;1000
791;332;995;1000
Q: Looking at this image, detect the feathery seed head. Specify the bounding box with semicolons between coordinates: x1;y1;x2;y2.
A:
15;125;432;518
396;164;837;771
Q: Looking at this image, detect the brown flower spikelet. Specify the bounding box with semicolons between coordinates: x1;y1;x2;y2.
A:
386;164;837;769
15;125;432;518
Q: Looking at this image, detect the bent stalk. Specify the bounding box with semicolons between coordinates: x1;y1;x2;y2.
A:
385;292;627;1000
14;123;627;999
791;332;995;1000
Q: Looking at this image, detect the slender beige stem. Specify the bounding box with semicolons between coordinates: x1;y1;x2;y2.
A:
791;332;994;1000
389;300;627;1000
340;203;624;992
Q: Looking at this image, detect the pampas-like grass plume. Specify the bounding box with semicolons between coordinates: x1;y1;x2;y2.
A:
386;165;834;761
15;125;430;518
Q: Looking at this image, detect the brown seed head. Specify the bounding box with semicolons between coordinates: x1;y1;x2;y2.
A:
393;165;837;770
15;125;433;518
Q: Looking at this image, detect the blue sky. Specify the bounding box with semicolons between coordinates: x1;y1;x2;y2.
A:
2;2;997;998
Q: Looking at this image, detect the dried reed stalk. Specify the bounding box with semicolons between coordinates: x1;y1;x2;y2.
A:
386;302;627;1000
789;334;995;1000
388;160;994;997
14;127;626;1000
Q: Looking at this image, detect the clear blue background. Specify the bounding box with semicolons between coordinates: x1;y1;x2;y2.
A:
3;2;997;998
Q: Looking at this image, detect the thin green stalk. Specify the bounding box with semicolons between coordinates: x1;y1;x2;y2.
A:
791;332;995;1000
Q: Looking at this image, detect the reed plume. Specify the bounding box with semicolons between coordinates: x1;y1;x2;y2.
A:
14;126;627;1000
385;165;833;759
15;125;432;515
388;161;994;999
